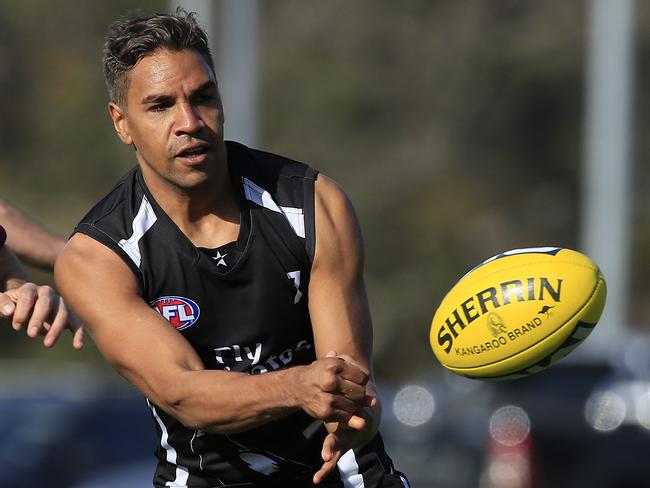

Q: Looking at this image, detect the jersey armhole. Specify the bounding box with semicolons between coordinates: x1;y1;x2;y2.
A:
74;223;145;291
303;169;318;266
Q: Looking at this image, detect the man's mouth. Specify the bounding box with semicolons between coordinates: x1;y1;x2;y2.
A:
176;144;210;163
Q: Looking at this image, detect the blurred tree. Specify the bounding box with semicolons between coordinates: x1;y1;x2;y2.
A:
261;0;587;379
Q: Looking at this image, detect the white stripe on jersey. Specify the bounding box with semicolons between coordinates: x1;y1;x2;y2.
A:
242;177;306;238
190;430;205;471
337;449;365;488
119;195;157;268
388;466;411;488
147;400;190;487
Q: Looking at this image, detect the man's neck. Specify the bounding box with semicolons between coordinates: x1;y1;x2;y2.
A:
140;158;241;249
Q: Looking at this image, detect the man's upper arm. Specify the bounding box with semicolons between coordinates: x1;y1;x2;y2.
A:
308;175;373;371
54;233;205;405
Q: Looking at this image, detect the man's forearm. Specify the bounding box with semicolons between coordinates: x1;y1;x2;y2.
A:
121;355;368;435
0;199;65;270
162;366;304;434
0;246;29;292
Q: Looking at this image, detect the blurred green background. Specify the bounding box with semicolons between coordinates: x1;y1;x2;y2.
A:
1;0;648;383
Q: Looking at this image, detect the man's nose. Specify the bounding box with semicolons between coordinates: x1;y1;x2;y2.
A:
174;102;204;135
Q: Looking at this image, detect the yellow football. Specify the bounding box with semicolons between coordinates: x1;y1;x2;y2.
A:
430;247;606;380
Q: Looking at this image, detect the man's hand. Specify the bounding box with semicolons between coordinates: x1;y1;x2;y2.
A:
295;350;375;425
0;282;84;349
311;352;380;485
313;407;379;485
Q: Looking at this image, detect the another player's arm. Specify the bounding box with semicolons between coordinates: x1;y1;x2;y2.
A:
0;198;65;270
0;236;83;349
0;243;29;291
308;175;382;483
55;233;370;433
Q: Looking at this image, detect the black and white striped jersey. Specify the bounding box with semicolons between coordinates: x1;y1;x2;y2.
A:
74;141;408;488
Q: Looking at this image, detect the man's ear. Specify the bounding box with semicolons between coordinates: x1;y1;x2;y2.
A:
108;101;133;145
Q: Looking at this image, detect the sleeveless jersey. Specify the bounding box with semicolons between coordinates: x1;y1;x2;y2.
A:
74;141;408;488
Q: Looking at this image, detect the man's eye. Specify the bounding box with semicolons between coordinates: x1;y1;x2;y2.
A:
149;104;169;112
195;93;215;104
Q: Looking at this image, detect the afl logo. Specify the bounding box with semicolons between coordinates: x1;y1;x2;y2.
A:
150;296;200;331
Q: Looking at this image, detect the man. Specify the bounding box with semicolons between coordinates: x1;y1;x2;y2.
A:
0;222;83;349
55;10;408;487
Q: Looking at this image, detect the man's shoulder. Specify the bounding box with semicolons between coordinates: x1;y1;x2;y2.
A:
72;167;151;280
75;167;144;236
226;140;318;182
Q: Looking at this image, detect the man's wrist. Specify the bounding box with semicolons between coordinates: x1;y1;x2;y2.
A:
281;365;306;410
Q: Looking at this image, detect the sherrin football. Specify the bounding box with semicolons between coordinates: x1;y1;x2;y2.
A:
429;247;606;380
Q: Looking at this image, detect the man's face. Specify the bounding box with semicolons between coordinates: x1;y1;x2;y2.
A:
109;48;226;192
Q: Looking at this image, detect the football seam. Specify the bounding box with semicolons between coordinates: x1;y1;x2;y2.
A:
447;275;605;372
451;258;598;295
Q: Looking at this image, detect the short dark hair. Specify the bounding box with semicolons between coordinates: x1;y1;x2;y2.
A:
103;8;214;106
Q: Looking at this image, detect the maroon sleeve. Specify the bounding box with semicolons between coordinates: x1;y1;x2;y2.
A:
0;224;5;247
